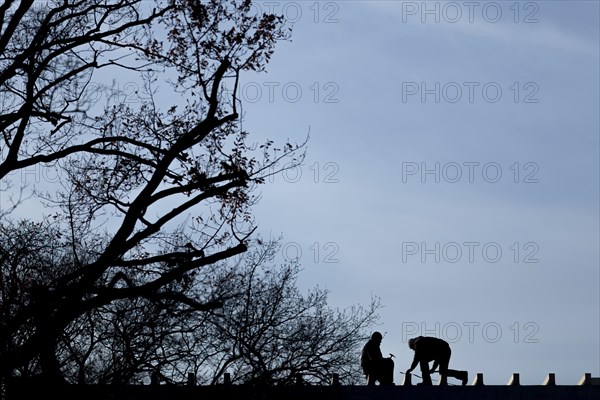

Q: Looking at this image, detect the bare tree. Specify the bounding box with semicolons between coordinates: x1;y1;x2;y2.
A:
56;255;238;385
201;239;382;386
53;239;381;385
0;0;303;381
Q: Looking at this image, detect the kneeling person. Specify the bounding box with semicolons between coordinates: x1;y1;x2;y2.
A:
361;331;394;385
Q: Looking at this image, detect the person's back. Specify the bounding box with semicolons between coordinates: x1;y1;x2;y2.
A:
412;336;449;362
361;336;383;371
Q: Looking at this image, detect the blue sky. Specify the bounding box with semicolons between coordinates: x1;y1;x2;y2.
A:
1;0;597;386
242;0;600;385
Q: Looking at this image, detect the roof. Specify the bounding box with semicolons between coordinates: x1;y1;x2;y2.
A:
4;373;600;400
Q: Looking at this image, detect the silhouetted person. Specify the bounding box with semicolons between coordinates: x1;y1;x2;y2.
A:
406;336;468;385
360;331;394;385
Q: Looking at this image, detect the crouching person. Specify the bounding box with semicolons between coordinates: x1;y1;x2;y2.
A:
406;336;468;386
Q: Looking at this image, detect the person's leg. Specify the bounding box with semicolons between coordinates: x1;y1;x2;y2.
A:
369;362;384;385
446;369;468;385
438;348;451;385
371;359;393;385
382;358;394;384
366;373;376;386
419;360;432;385
438;361;449;385
443;347;468;385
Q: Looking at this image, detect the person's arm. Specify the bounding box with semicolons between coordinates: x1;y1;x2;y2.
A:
406;353;419;373
430;360;439;373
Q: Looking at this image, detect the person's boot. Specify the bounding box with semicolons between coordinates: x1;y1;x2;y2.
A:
459;371;468;386
438;374;448;386
366;374;376;386
420;375;433;386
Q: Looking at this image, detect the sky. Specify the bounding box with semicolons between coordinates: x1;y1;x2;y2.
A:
239;0;600;386
1;0;598;387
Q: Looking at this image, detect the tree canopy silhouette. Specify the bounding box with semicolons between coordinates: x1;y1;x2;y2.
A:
50;238;381;385
0;0;305;381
